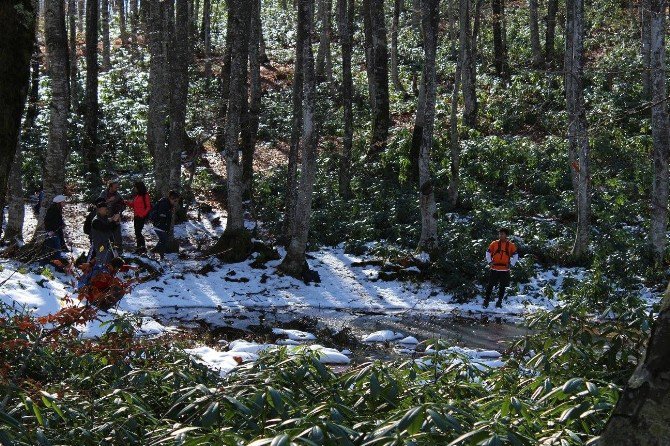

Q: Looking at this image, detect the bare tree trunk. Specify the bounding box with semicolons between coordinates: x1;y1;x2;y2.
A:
647;0;669;263
4;146;25;243
390;0;405;92
78;0;84;32
241;0;262;200
598;282;670;445
24;44;41;130
315;0;333;83
102;0;111;70
640;2;652;100
84;0;102;196
281;1;305;243
193;0;200;41
491;0;508;78
338;0;354;199
409;73;425;181
130;0;139;56
529;0;543;67
447;0;457;60
0;0;36;217
68;0;79;107
418;0;439;253
460;0;477;128
411;0;420;32
148;0;170;196
447;41;462;207
280;0;320;278
119;0;129;45
363;0;390;157
565;0;590;259
222;0;251;232
545;0;558;65
167;0;189;192
201;0;211;76
36;0;71;233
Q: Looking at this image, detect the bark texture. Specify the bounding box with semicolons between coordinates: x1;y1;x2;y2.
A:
646;0;669;263
84;0;102;195
0;0;36;219
337;0;354;199
565;0;590;259
598;281;670;445
459;0;477;128
102;0;111;69
545;0;558;65
491;0;508;78
148;0;170;196
363;0;391;157
315;0;333;83
417;0;439;253
390;0;405;92
280;0;320;277
37;0;71;232
167;0;190;192
68;0;78;106
241;0;263;199
4;146;25;243
221;0;251;232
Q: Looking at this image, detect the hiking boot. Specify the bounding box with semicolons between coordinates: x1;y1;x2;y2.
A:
495;300;503;308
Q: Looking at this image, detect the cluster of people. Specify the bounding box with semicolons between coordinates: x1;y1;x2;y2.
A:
42;179;181;268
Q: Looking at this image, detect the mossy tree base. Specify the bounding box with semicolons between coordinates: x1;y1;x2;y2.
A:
208;228;252;263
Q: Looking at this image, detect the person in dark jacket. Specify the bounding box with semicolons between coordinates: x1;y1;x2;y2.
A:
125;181;152;253
149;190;180;259
98;179;126;254
43;195;68;263
89;199;121;266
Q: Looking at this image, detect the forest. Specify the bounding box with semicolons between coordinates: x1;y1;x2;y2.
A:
1;0;670;444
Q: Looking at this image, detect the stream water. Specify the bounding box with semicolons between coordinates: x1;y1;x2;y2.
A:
146;305;530;360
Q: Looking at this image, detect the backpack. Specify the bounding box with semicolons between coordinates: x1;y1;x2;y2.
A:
83;208;96;236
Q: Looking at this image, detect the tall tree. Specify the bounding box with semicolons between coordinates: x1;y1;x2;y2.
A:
565;0;590;259
119;0;129;45
640;2;651;99
459;0;477;128
84;0;102;194
37;0;71;231
78;0;84;32
148;0;170;196
491;0;509;78
545;0;558;65
4;146;25;243
646;0;669;262
281;0;306;242
0;0;36;213
130;0;139;56
598;281;670;444
241;0;263;199
529;0;543;67
390;0;405;92
337;0;354;199
447;33;463;207
102;0;111;69
68;0;79;106
417;0;439;253
201;0;211;76
279;0;320;277
167;0;189;191
315;0;333;83
363;0;391;157
220;0;251;232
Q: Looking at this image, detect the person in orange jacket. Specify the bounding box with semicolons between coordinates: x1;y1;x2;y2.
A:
125;181;152;253
483;227;518;308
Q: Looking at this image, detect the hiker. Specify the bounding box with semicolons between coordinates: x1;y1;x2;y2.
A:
43;195;69;263
98;179;126;254
125;181;152;253
89;199;121;267
149;190;180;259
483;227;519;309
78;257;129;310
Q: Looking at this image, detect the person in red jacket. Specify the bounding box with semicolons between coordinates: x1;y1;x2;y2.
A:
125;181;152;253
483;227;519;308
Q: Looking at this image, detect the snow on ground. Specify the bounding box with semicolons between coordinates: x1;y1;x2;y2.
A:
0;201;659;342
362;330;406;342
187;340;351;377
418;346;506;371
